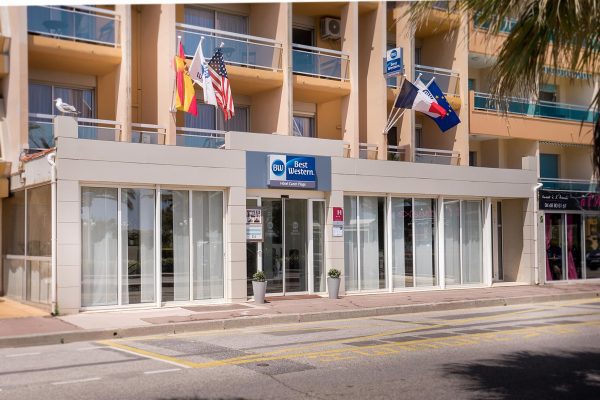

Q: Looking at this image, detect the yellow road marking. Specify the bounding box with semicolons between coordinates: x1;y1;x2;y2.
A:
99;319;600;370
99;340;197;369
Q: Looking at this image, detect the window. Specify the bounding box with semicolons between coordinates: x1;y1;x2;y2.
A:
539;83;557;102
414;47;422;65
292;27;314;46
184;7;248;34
415;126;423;148
293;115;315;138
540;153;559;179
469;151;477;166
29;82;95;118
468;78;476;92
81;187;225;308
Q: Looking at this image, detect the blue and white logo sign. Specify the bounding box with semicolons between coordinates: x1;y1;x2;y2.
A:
385;47;404;77
268;154;317;189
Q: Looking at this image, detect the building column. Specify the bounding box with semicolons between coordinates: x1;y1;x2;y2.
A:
227;185;248;302
341;2;359;158
437;196;446;289
115;4;132;142
394;3;415;161
326;189;345;294
156;4;177;145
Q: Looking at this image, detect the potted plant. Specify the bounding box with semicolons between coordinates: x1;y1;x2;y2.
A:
327;268;341;299
252;271;267;304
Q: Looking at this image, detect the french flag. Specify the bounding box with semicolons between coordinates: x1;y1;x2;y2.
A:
395;79;447;119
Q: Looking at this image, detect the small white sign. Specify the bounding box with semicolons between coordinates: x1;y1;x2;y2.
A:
332;225;344;237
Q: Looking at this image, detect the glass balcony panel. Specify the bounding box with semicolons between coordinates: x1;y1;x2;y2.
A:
177;25;282;70
176;128;225;149
130;124;166;145
78;119;120;141
414;65;460;96
292;46;349;80
415;148;460;165
473;92;599;123
28;6;118;46
540;178;598;192
28;114;55;149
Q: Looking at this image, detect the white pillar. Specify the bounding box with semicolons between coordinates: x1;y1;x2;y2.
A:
437;196;445;289
483;197;493;286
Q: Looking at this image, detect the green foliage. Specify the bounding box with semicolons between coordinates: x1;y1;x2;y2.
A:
407;0;600;177
253;271;266;282
327;268;341;279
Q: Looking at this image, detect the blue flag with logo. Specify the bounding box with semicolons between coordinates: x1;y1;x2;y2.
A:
426;80;460;132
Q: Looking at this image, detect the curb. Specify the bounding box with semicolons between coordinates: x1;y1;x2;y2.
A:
1;291;598;348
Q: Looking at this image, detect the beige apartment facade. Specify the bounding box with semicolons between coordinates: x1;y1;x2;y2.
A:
0;2;596;314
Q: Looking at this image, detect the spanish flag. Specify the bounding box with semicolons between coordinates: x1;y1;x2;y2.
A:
174;42;197;116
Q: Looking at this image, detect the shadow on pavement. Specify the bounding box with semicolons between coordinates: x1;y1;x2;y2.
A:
444;350;600;399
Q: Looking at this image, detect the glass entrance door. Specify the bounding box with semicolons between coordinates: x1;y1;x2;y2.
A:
248;197;322;295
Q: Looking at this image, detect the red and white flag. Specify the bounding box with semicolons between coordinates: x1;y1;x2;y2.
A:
208;48;235;120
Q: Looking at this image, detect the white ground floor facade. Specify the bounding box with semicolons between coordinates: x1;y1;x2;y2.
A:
0;117;555;314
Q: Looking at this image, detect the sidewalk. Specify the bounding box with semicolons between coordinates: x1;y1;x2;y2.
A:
1;282;599;348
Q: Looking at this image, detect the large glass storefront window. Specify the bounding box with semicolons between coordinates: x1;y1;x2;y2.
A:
82;187;224;308
2;187;52;304
546;213;585;281
82;187;119;307
344;196;387;291
585;216;600;279
413;199;437;287
444;200;484;286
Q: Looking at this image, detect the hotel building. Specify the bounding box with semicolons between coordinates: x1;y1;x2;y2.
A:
0;2;597;314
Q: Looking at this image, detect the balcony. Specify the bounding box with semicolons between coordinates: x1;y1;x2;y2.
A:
470;91;597;143
27;5;119;46
176;127;226;149
473;15;517;35
359;143;378;160
292;45;350;81
176;23;282;71
131;124;166;145
473;92;598;123
387;145;408;161
415;64;460;97
78;118;122;141
415;148;460;165
27;6;121;74
540;178;597;192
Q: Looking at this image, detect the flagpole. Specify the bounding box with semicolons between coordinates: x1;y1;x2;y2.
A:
383;74;405;135
170;35;182;113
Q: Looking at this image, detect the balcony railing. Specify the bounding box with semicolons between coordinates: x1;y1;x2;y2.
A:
474;92;598;123
539;178;598;192
27;5;120;46
176;23;283;71
131;123;166;145
415;64;460;96
359;143;378;160
473;15;517;34
415;147;460;165
28;113;55;149
176;127;226;149
387;145;408;161
292;44;350;81
78;118;122;141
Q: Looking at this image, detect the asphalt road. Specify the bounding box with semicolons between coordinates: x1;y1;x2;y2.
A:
1;298;599;400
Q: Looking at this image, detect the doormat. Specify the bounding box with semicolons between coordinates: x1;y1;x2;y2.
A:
264;295;322;301
182;304;253;312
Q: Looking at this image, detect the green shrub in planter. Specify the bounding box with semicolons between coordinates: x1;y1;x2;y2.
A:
253;271;266;282
327;268;341;279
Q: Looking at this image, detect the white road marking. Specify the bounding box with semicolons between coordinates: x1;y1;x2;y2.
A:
143;368;181;375
51;377;101;385
6;352;40;358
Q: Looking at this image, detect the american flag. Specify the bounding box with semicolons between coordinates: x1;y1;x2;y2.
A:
208;48;235;120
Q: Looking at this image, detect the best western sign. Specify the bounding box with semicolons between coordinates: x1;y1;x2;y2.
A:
268;154;316;189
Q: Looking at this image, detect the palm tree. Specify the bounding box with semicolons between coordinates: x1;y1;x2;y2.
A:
407;0;600;179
